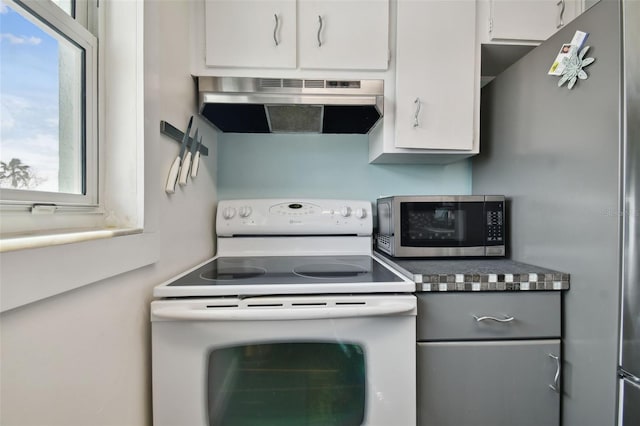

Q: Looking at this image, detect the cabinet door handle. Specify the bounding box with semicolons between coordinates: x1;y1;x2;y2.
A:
548;353;561;392
413;97;421;128
273;14;280;46
556;0;565;29
317;15;323;47
472;314;515;323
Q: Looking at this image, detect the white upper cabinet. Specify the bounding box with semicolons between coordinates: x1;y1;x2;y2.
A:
204;0;389;70
489;0;582;42
298;0;389;70
394;0;476;150
205;0;297;68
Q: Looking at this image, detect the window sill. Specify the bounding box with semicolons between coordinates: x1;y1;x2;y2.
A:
0;229;158;313
0;227;142;253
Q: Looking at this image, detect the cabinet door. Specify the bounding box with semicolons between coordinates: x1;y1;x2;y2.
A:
490;0;581;42
205;0;296;68
298;0;389;70
395;0;475;150
417;340;561;426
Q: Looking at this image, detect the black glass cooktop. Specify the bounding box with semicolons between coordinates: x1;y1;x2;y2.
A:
169;255;404;286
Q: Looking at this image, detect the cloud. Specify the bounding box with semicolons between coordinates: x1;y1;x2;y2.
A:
45;117;59;127
4;96;60;131
0;33;42;45
0;94;33;134
1;94;60;167
0;3;8;14
1;94;31;110
0;101;16;131
1;133;60;191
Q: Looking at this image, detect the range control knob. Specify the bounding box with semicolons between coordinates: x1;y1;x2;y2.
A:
354;208;367;219
239;206;252;218
340;206;352;217
222;207;236;219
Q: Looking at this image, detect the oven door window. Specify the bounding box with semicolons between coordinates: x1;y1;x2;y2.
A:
207;342;366;426
400;202;484;247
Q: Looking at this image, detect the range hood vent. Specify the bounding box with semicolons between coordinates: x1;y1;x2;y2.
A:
197;77;384;134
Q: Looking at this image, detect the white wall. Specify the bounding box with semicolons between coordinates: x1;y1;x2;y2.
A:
0;1;218;425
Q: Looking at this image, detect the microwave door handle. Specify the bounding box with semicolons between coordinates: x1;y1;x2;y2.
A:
152;302;415;321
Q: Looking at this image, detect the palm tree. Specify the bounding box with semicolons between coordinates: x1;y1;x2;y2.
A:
0;158;33;188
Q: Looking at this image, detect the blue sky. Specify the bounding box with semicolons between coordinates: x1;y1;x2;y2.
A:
1;0;60;191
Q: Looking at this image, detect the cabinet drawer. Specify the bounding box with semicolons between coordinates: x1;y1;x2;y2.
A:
417;292;560;340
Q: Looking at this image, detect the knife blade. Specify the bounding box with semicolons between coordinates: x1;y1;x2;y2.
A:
165;116;193;194
179;128;198;186
191;135;203;178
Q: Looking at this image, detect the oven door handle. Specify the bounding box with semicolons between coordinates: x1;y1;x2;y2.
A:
152;302;416;321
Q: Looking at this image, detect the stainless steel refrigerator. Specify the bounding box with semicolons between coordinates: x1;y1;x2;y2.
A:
472;0;639;424
618;1;640;423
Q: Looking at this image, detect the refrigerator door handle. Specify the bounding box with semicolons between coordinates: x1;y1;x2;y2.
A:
548;353;561;393
618;366;640;388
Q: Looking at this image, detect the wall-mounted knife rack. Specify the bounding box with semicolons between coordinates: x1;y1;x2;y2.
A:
160;120;209;156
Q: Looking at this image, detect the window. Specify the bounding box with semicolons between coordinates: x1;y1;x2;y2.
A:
0;0;98;235
0;0;156;312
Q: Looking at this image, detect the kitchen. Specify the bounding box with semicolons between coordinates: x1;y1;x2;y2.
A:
0;0;635;425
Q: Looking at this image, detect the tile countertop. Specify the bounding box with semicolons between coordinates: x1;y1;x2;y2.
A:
374;251;570;292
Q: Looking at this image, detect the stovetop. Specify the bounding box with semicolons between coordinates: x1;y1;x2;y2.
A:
154;255;415;298
154;199;416;298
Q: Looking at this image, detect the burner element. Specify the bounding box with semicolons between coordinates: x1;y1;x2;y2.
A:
293;263;369;279
201;266;266;281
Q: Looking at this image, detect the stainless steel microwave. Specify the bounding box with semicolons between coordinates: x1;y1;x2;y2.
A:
375;195;505;258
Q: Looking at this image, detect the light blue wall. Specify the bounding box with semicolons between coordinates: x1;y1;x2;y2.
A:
217;134;472;203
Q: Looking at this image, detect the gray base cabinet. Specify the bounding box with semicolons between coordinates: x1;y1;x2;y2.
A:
417;292;562;426
417;340;560;426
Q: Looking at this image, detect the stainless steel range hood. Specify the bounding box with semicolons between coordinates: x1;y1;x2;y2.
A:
196;77;384;134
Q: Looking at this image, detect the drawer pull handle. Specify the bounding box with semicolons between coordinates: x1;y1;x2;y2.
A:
548;353;561;393
472;314;515;323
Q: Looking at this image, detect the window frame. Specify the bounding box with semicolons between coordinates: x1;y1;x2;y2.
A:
0;0;100;232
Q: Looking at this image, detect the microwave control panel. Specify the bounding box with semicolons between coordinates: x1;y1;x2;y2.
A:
485;201;505;245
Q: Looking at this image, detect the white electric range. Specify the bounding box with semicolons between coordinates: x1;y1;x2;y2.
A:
151;198;417;426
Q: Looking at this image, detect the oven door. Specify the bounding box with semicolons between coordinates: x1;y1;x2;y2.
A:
151;294;416;426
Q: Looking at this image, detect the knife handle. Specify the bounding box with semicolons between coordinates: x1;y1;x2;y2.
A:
191;152;200;178
179;152;192;186
165;156;181;194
